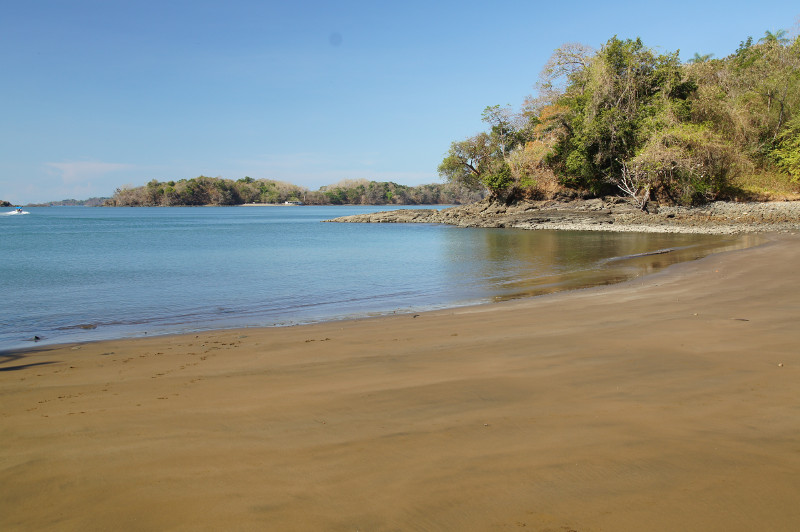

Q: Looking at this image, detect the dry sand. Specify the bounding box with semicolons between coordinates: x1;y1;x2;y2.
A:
2;234;800;531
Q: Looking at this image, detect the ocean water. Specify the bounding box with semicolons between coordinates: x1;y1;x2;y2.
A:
0;205;753;351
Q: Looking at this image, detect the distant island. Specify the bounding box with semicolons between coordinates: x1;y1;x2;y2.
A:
2;198;110;207
104;177;483;206
25;197;110;207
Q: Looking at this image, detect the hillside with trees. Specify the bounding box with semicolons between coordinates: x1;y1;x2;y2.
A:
439;27;800;207
106;177;483;206
26;197;109;207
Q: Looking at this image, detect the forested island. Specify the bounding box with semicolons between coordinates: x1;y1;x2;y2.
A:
105;178;483;206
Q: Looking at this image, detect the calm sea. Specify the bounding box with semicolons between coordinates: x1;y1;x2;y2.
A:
0;205;753;351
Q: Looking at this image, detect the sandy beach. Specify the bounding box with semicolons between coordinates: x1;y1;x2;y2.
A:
2;234;800;531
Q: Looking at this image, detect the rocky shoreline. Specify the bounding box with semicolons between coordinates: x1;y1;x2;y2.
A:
326;198;800;234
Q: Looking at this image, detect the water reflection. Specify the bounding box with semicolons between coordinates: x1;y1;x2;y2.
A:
443;229;763;301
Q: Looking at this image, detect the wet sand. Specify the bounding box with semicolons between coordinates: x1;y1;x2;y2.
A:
2;234;800;531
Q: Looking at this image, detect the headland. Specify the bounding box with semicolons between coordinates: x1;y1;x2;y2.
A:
327;197;800;234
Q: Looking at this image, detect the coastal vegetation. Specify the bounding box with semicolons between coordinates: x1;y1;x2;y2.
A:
439;27;800;207
105;177;483;206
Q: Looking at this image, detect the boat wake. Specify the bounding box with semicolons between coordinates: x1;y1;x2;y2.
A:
2;210;29;216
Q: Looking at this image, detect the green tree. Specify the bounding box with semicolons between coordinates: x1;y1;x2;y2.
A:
438;133;497;192
481;104;520;156
551;37;693;191
483;162;513;198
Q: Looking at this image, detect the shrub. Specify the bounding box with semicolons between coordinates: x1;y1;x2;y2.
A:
772;115;800;182
625;124;743;205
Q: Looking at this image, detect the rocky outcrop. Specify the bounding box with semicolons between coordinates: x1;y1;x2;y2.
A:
325;198;800;234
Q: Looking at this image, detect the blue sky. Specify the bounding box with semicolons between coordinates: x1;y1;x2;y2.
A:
2;1;798;204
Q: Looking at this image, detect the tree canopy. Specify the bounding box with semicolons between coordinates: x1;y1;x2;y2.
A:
440;27;800;206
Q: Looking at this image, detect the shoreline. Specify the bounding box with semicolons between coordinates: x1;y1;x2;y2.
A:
1;230;760;355
327;198;800;234
3;234;800;530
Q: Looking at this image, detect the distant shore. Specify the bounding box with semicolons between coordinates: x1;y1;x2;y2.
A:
240;202;304;206
328;198;800;234
3;234;800;530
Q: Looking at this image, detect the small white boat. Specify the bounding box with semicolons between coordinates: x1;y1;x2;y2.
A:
2;207;29;215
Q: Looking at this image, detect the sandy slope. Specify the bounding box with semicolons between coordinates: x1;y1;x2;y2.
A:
2;235;800;531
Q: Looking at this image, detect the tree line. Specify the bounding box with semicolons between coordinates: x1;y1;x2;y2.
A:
105;177;484;206
25;197;109;207
439;27;800;207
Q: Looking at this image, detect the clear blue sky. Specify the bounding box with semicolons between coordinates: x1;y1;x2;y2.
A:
2;0;798;204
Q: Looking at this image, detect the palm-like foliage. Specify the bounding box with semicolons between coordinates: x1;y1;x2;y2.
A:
759;29;789;45
689;52;714;63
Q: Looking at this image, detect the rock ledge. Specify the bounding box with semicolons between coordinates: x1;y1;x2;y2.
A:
325;199;800;234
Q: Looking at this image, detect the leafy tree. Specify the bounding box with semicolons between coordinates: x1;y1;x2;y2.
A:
481;104;521;156
692;33;799;161
548;37;694;192
534;42;595;109
482;161;513;198
438;133;497;192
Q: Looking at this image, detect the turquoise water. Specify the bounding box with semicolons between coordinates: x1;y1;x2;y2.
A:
0;206;749;351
